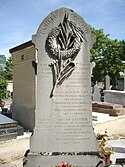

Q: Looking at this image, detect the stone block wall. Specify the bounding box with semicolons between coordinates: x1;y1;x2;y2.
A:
10;41;36;130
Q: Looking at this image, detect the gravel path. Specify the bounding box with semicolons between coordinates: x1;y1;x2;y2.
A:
0;113;125;166
0;137;29;167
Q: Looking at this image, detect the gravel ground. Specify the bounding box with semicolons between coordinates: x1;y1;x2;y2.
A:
0;159;23;167
93;114;125;139
0;137;29;167
0;113;125;166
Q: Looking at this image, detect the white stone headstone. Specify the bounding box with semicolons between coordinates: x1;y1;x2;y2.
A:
24;8;104;167
105;74;110;90
93;84;101;102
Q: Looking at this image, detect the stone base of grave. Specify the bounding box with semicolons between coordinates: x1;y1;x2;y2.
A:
92;101;125;116
0;114;24;141
23;152;105;167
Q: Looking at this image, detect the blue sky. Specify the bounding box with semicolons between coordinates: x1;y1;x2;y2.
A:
0;0;125;58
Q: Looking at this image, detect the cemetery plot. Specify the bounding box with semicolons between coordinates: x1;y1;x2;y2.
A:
0;114;23;141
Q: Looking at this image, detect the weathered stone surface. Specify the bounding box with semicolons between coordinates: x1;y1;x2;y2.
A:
25;154;103;167
104;90;125;107
0;114;24;141
0;132;17;141
119;108;125;115
93;84;101;102
105;75;110;90
10;41;36;131
0;114;17;128
92;102;123;109
92;101;125;116
31;7;98;153
25;7;104;167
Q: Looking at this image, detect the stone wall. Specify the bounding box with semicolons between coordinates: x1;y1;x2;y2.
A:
10;42;36;130
104;90;125;107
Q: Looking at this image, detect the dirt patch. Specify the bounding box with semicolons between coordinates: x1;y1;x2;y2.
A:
93;116;125;139
0;138;29;167
0;116;125;166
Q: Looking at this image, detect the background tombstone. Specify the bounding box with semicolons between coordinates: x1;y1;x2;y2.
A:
93;82;101;102
24;8;104;167
105;74;110;90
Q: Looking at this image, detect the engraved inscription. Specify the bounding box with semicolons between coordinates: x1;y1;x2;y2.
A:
39;13;58;35
39;63;51;78
51;60;91;144
55;117;90;144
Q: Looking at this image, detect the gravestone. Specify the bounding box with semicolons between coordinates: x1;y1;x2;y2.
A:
24;8;104;167
93;83;101;102
0;114;24;141
105;74;110;90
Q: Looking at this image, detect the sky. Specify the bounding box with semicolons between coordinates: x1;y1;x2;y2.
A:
0;0;125;58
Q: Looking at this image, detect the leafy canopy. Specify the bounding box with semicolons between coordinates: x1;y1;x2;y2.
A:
90;27;125;88
0;55;13;100
4;56;13;81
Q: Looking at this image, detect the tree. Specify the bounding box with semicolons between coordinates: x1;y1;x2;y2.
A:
0;71;7;101
0;55;6;71
0;55;13;101
4;56;13;80
90;27;125;88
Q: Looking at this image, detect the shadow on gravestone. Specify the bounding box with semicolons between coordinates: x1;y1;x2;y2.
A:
23;7;105;167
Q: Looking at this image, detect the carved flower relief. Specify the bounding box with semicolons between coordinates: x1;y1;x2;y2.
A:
45;14;86;97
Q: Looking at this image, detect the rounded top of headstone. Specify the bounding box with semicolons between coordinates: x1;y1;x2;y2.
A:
36;7;91;35
32;7;95;49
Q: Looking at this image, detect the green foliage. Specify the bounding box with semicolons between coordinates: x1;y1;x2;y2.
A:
0;71;7;100
0;55;6;64
90;27;125;88
0;55;6;71
4;56;13;81
0;56;13;100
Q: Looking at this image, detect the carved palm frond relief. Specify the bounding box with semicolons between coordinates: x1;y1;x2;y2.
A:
46;14;86;97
